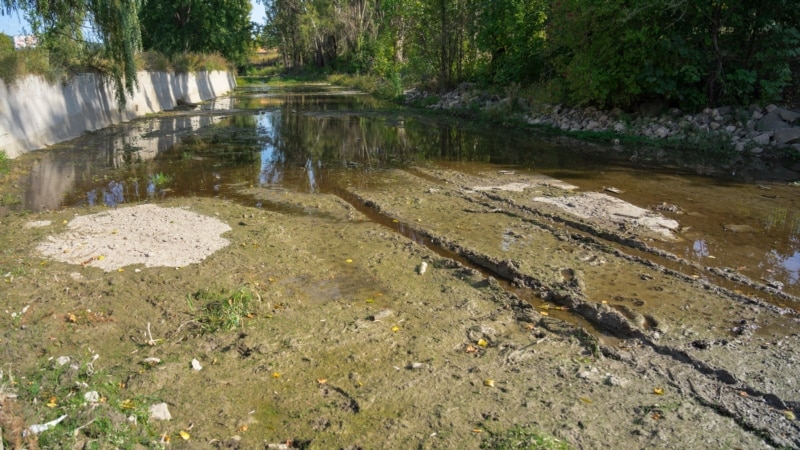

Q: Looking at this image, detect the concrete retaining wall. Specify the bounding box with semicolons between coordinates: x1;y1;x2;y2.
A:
0;70;237;158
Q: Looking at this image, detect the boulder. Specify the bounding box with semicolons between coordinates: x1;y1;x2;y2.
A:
775;107;800;124
773;128;800;145
756;112;790;131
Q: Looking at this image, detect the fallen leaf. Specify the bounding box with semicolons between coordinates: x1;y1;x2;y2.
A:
524;324;535;330
785;410;796;421
477;338;488;347
540;311;549;316
483;379;495;387
739;391;749;397
579;397;593;404
46;396;57;408
653;387;665;395
465;344;478;353
472;429;482;433
345;258;353;263
391;326;401;332
120;399;135;409
179;430;191;440
66;313;77;323
237;425;249;432
651;413;662;420
317;378;327;385
366;298;374;303
271;372;281;378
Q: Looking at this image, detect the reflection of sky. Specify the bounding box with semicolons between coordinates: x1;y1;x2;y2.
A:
767;249;800;285
258;112;284;186
692;239;709;258
305;158;318;192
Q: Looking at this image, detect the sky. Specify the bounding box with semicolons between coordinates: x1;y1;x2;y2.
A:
0;1;267;36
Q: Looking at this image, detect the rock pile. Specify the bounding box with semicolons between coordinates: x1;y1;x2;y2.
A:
407;84;800;156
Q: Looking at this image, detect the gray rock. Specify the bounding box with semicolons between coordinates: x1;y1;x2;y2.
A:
765;104;778;112
750;147;764;154
775;107;800;124
752;110;764;120
756;112;790;131
774;128;800;145
752;133;772;146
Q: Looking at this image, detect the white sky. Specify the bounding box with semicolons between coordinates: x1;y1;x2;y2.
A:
0;1;267;36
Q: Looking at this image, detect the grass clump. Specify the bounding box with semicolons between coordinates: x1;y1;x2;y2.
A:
1;357;161;448
0;150;10;175
189;286;256;332
481;426;572;450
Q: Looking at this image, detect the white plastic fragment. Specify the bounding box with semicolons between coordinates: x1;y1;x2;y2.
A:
149;403;172;421
191;358;202;371
24;414;68;436
84;391;100;403
418;261;428;275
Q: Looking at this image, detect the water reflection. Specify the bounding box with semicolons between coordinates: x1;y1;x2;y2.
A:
17;83;800;296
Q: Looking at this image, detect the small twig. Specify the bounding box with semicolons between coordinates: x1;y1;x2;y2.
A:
146;322;157;346
73;419;96;437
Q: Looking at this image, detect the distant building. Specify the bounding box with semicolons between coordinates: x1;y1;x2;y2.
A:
13;35;38;49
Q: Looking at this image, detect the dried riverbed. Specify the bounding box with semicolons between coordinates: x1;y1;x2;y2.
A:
1;158;799;448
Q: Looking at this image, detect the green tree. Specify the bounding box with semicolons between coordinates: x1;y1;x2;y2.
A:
139;0;253;68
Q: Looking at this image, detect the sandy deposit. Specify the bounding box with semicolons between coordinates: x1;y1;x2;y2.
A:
35;203;232;271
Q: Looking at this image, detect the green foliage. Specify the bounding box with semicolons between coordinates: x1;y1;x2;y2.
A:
1;356;160;448
139;0;253;68
547;0;800;109
0;149;10;175
481;426;572;449
189;286;256;332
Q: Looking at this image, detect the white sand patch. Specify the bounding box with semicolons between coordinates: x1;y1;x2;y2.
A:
36;204;231;271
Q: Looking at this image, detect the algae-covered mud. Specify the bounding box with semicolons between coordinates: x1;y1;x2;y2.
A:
1;83;800;448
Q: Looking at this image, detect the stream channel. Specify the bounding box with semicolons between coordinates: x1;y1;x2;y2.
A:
7;80;800;447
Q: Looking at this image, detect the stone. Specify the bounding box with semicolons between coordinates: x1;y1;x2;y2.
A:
756;112;789;131
752;133;772;146
765;104;778;112
750;147;764;154
752;110;764;120
773;128;800;145
775;107;800;124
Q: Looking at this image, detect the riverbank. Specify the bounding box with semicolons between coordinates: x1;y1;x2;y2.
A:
0;70;237;158
407;84;800;181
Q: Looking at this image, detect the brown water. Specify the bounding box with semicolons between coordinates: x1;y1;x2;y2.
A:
18;82;800;299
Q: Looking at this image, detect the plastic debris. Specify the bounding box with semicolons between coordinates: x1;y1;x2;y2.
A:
24;414;68;436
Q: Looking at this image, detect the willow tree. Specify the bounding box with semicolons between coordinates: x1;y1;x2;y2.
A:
1;0;141;105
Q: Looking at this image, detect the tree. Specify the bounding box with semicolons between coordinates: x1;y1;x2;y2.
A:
139;0;254;68
1;0;142;105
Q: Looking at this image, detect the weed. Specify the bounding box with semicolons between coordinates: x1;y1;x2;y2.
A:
1;356;160;448
150;172;171;187
190;286;256;332
0;149;10;175
481;425;572;449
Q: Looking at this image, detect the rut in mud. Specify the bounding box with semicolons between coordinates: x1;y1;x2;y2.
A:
2;82;800;449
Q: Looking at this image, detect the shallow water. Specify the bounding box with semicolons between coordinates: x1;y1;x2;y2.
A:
18;82;800;298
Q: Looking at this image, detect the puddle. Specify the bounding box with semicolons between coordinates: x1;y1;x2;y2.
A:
12;83;800;301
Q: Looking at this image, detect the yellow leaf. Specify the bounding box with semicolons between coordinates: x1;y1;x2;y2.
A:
118;268;124;272
120;399;135;409
392;219;399;223
272;372;281;378
345;258;353;263
472;429;482;433
540;311;549;316
179;430;190;440
268;277;276;282
46;396;57;408
391;326;400;332
477;339;488;347
483;379;495;387
653;387;665;395
97;255;105;261
579;397;593;404
366;298;374;303
237;425;249;432
785;410;796;421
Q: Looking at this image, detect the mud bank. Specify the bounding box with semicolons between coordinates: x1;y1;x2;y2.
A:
1;170;797;447
0;70;236;158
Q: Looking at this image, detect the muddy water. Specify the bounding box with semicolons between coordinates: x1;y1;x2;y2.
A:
18;82;800;301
